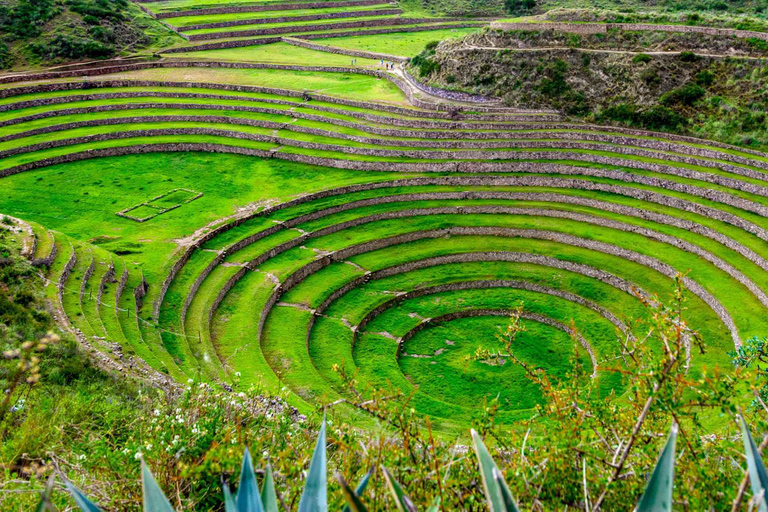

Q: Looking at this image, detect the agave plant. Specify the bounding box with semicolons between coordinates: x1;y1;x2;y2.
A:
740;415;768;512
635;424;677;512
45;415;768;511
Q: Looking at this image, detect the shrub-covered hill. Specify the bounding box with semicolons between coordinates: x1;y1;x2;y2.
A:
0;0;179;70
410;27;768;149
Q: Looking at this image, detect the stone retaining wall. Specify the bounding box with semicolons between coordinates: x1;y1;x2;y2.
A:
403;68;496;103
282;36;409;62
163;37;282;52
80;258;95;303
183;189;768;328
14;113;768;173
97;261;116;308
5;96;763;163
143;172;768;321
255;225;739;345
134;276;148;312
5;80;760;154
186;17;468;41
165;23;481;53
58;248;77;311
6;144;768;244
182;9;403;31
489;21;768;42
115;268;129;309
6;128;768;208
32;238;58;268
154;0;389;19
394;308;596;372
235;203;768;317
0;79;552;118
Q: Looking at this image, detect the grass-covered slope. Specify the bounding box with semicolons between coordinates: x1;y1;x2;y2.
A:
0;0;180;70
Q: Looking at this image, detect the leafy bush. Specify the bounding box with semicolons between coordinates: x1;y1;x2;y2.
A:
30;35;113;60
696;70;715;86
740;111;767;132
599;102;688;131
410;51;441;78
660;83;706;106
504;0;536;15
641;66;661;86
0;0;58;39
679;51;700;62
632;53;652;64
538;59;570;97
65;0;127;21
0;43;12;69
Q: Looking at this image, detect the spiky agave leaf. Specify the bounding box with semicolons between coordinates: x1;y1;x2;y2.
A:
425;496;442;512
341;468;373;512
142;460;175;512
298;414;327;512
471;429;519;512
260;464;279;512
63;477;101;512
236;448;264;512
740;415;768;512
223;483;237;512
35;474;56;512
635;423;678;512
381;466;417;512
336;472;368;512
492;468;517;511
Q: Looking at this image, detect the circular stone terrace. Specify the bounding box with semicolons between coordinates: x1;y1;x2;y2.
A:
4;2;768;431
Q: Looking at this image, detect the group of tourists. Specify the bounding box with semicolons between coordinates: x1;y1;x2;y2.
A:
348;57;396;70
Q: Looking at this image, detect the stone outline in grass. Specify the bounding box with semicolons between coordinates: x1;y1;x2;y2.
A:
116;188;203;223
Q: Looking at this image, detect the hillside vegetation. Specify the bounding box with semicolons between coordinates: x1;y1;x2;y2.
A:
411;25;768;148
0;0;179;69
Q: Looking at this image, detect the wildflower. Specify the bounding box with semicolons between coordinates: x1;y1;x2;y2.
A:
134;451;142;460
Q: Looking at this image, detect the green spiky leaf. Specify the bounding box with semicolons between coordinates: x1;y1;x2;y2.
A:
64;478;101;512
425;496;441;512
142;460;175;512
341;468;373;512
471;429;519;512
261;465;279;512
236;448;264;512
298;414;327;512
381;466;417;512
336;472;368;512
35;474;56;512
636;423;678;512
223;483;238;512
492;468;517;512
741;416;768;512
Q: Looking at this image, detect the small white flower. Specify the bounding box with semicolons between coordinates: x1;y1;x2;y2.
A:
134;451;142;460
187;379;194;384
153;409;160;417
